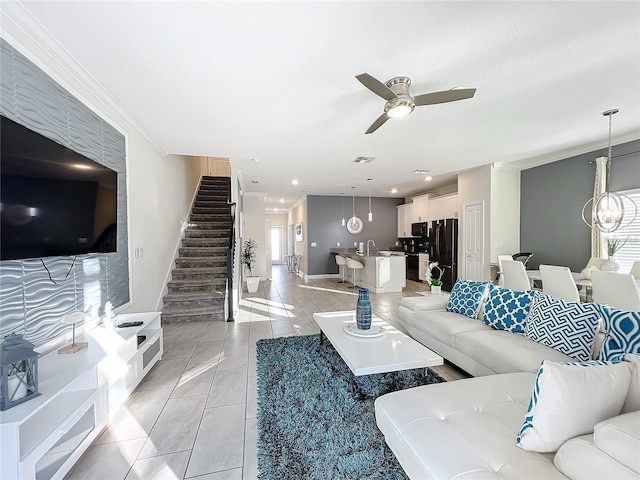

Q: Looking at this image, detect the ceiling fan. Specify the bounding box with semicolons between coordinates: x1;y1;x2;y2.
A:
356;73;476;134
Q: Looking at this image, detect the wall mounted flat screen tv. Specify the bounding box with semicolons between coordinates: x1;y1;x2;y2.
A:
1;115;118;261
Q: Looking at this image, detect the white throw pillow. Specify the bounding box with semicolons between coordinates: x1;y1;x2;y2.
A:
516;359;633;453
619;353;640;413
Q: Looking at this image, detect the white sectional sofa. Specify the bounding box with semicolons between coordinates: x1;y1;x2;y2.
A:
397;294;580;377
376;281;640;480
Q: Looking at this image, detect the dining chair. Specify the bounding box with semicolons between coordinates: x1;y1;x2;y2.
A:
579;257;606;301
511;252;534;268
495;254;513;285
539;264;580;302
501;260;531;291
630;261;640;280
591;270;640;311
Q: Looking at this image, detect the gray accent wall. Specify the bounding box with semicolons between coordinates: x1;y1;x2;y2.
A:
520;139;640;272
0;39;129;349
306;195;404;275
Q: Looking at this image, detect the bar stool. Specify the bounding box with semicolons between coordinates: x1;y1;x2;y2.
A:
345;257;364;289
335;255;347;283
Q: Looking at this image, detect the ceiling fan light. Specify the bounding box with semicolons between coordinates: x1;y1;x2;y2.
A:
386;103;413;118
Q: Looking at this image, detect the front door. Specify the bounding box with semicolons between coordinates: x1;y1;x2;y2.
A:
464;202;484;280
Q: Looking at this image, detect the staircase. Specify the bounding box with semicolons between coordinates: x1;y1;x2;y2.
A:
161;176;232;324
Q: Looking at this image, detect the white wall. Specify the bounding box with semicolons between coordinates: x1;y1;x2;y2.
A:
126;145;203;312
490;166;521;262
458;165;492;279
243;193;267;278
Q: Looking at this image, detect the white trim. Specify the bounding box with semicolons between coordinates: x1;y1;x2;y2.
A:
290;194;308;211
305;274;341;280
0;2;166;156
516;133;640;171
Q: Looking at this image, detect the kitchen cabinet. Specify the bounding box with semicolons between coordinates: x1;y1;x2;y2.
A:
412;194;430;222
428;193;458;220
397;203;414;237
418;252;430;281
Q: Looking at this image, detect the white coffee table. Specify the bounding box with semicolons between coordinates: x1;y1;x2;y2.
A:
313;311;443;376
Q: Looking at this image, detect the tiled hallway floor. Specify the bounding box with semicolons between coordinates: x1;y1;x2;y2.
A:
66;266;468;480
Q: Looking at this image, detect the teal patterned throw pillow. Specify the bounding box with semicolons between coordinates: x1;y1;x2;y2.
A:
597;306;640;361
482;285;535;333
446;279;490;319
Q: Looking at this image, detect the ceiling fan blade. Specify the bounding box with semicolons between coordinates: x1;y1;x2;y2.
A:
413;88;476;106
356;73;397;101
365;113;390;134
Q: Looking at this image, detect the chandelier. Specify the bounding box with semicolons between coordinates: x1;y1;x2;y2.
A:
581;109;637;233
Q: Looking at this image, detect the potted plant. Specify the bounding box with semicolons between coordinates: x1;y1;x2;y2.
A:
241;238;259;293
601;237;627;272
426;262;444;295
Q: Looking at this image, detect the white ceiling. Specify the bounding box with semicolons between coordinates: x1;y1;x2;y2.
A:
11;1;640;211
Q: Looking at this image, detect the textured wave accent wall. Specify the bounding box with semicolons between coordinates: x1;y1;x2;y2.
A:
0;39;130;348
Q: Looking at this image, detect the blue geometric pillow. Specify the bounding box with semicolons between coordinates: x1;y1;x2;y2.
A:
597;307;640;361
524;293;601;361
446;279;490;319
482;284;535;333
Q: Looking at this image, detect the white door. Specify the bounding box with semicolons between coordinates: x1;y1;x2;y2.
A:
464;202;484;280
265;219;272;279
271;226;283;264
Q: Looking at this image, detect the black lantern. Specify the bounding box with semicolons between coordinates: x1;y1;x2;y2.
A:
1;334;40;411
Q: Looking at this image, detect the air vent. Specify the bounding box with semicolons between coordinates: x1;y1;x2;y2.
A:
251;180;260;184
353;156;375;164
412;169;430;174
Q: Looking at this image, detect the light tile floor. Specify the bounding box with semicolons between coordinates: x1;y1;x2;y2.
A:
66;265;468;480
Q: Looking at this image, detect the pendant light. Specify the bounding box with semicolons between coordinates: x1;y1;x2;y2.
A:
367;178;373;222
351;186;356;222
340;193;345;226
581;109;637;232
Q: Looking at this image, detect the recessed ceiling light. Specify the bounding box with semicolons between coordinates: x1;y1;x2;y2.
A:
413;169;430;174
424;176;433;182
292;179;299;185
280;198;284;203
391;188;398;194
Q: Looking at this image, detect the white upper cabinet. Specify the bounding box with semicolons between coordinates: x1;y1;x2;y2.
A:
428;193;458;221
412;194;430;222
397;203;415;237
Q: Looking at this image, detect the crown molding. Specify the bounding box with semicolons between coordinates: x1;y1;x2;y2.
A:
0;1;167;157
513;131;640;171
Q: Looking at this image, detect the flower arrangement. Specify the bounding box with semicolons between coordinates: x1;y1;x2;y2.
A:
241;238;258;276
426;262;444;286
606;237;627;257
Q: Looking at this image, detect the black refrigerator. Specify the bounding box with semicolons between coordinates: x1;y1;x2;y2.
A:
429;218;458;291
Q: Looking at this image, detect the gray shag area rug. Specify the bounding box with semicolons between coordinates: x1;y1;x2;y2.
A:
256;334;446;480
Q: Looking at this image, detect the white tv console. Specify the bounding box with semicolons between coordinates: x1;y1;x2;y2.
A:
0;312;163;480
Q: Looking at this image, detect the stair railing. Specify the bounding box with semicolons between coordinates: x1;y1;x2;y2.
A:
226;201;236;322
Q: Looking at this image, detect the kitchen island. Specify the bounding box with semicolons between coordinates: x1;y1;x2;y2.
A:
330;248;406;293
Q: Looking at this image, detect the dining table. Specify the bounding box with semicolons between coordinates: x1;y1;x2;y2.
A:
526;269;640;291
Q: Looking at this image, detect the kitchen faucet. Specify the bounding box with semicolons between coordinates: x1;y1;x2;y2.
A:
366;239;376;256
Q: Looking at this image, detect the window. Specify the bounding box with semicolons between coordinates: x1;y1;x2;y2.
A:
601;188;640;273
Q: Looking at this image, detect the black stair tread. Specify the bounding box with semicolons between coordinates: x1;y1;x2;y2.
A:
172;266;227;273
179;247;228;252
162;306;224;315
164;291;224;299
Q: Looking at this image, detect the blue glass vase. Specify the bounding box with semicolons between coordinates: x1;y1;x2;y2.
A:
356;288;372;330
